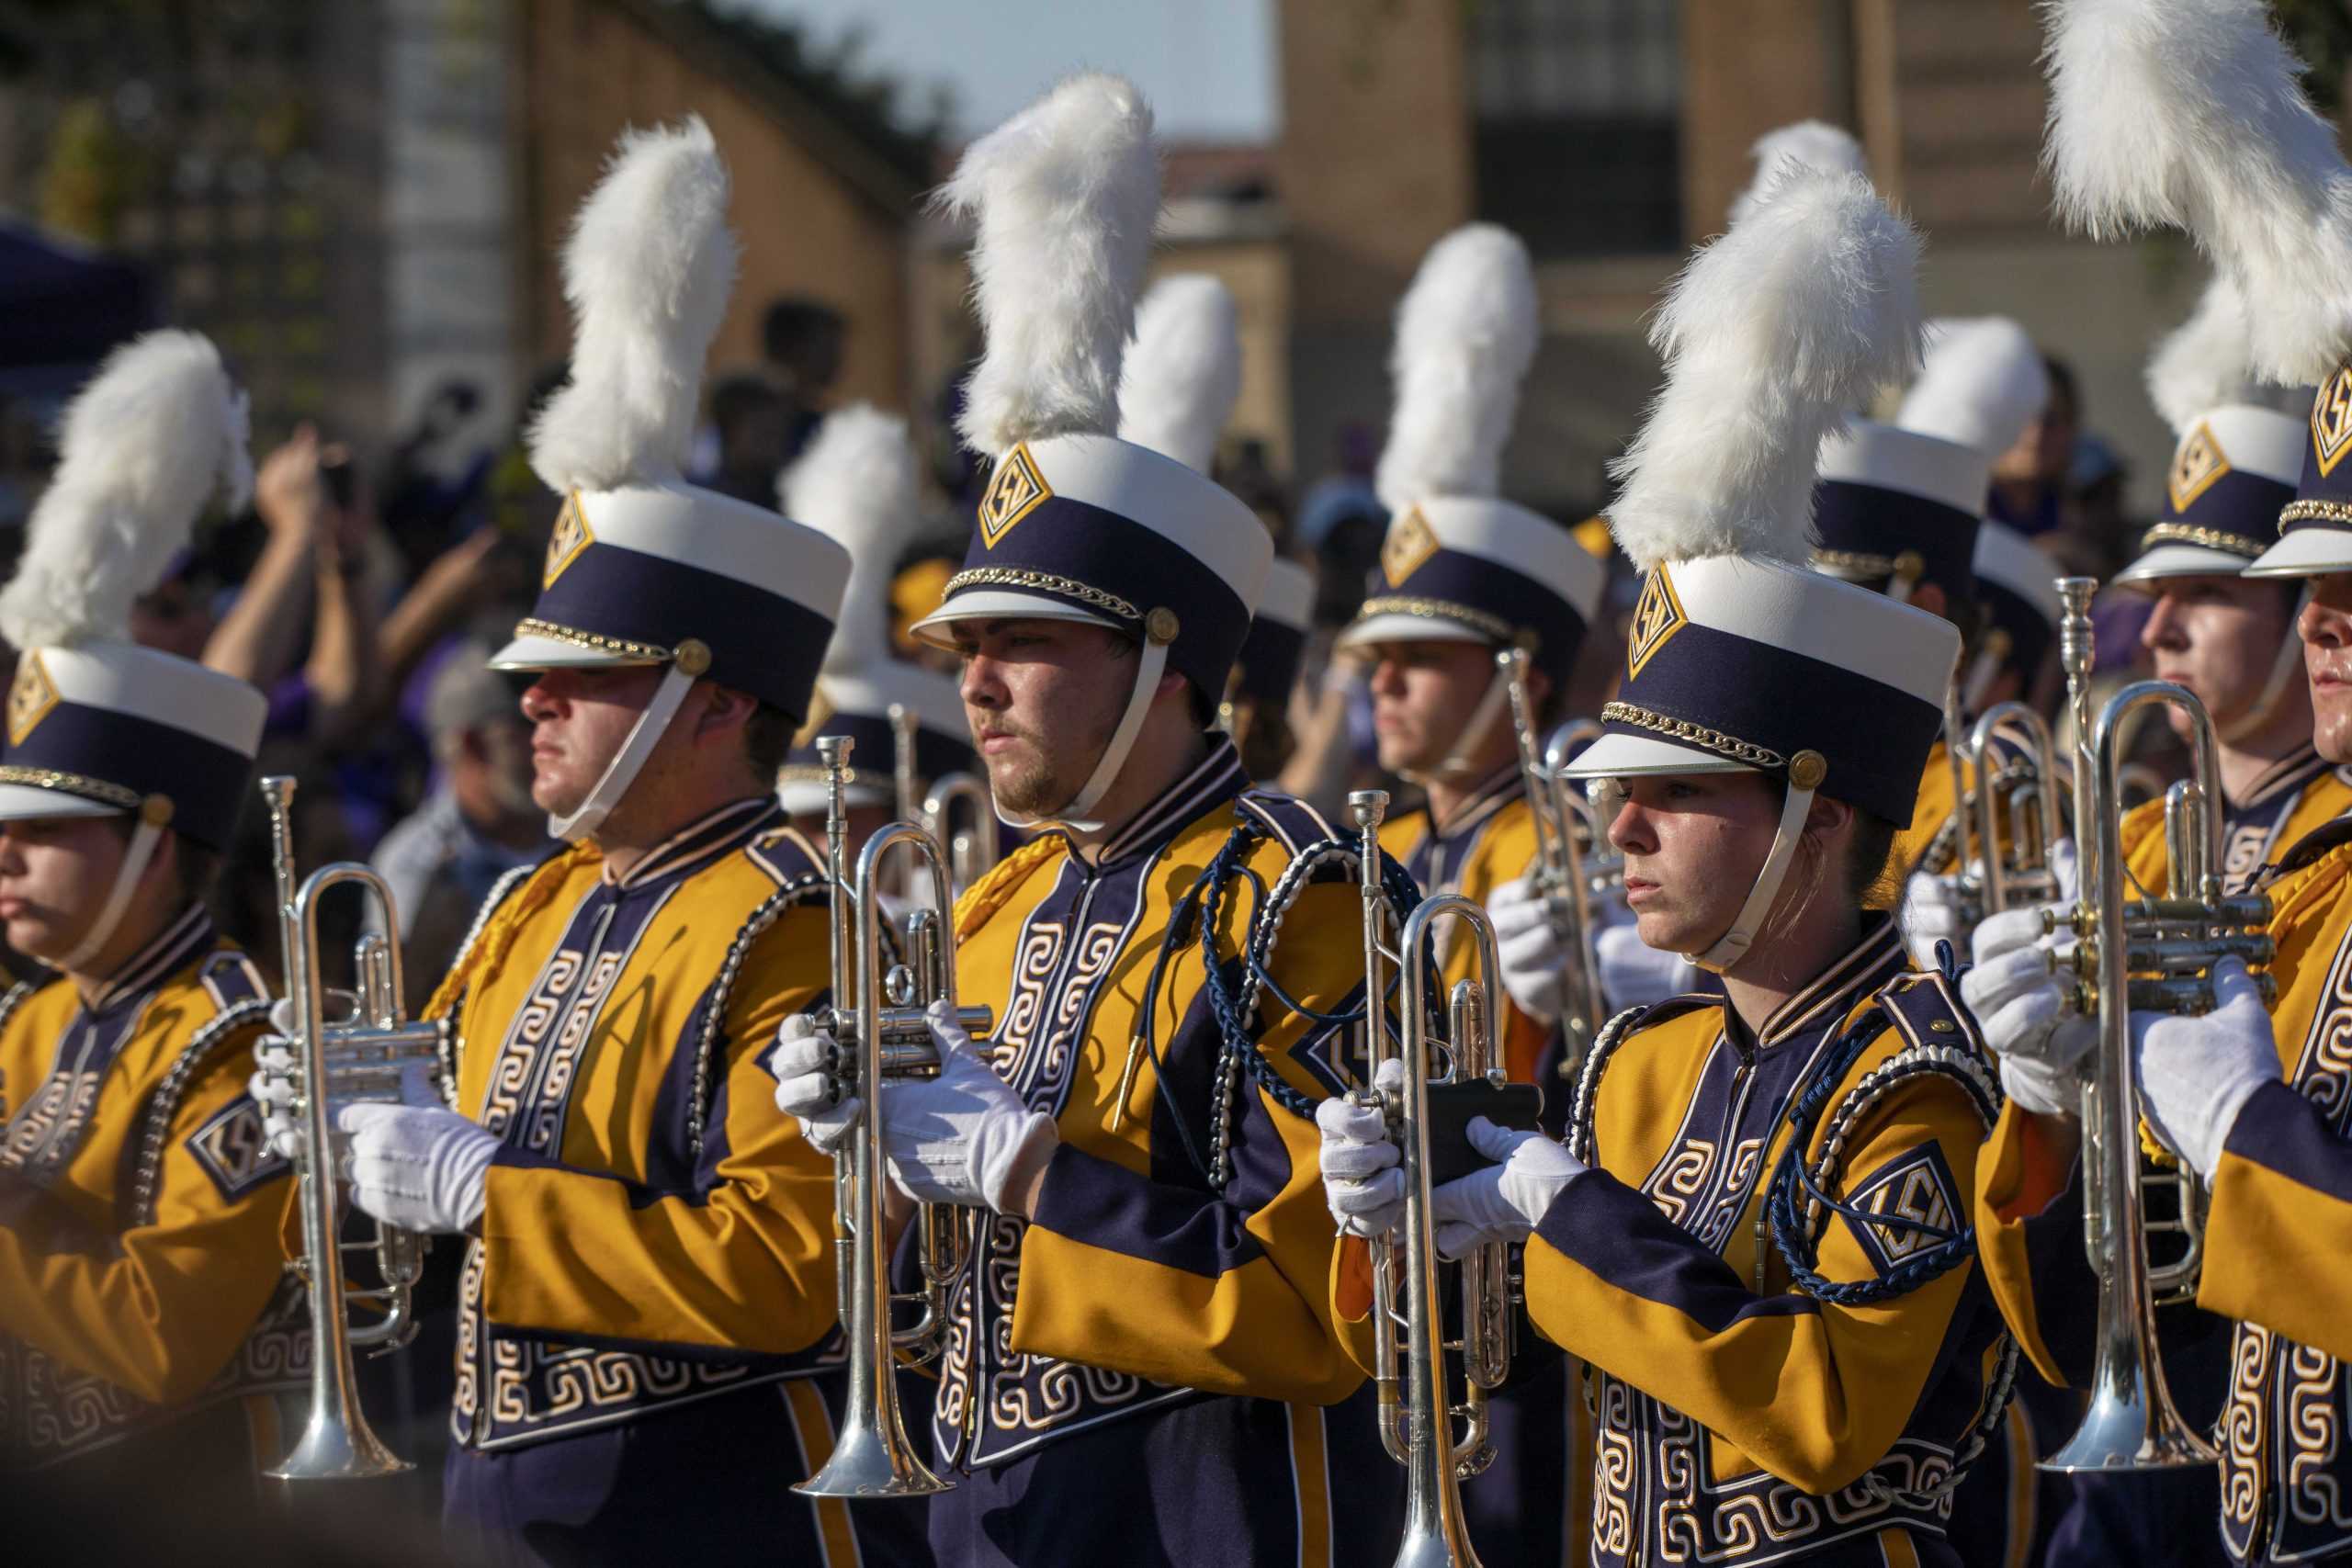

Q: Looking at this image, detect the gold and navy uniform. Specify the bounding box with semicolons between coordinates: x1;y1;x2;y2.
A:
928;739;1393;1566
0;905;300;1477
427;796;915;1567
1498;919;2010;1566
2120;747;2352;894
1977;816;2352;1563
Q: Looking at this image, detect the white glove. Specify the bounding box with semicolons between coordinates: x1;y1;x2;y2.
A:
1429;1116;1586;1258
1317;1058;1405;1237
1489;875;1569;1026
769;1013;858;1156
1899;872;1970;972
2132;957;2279;1179
335;1065;497;1235
876;1002;1057;1211
1960;905;2096;1116
1593;923;1699;1013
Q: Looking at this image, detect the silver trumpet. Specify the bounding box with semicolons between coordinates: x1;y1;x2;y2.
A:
2039;578;2273;1474
1960;700;2068;919
922;773;1001;893
259;774;438;1481
795;735;991;1500
1498;649;1607;1081
1352;789;1513;1567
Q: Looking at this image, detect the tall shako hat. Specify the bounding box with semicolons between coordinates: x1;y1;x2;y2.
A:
1336;225;1605;775
2040;0;2352;581
0;331;266;969
489;118;851;842
1814;318;2048;605
1965;520;2068;709
776;404;973;816
1561;165;1960;972
908;75;1271;832
1237;558;1314;708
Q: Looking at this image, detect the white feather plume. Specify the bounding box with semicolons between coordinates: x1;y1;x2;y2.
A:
1895;317;2049;459
779;404;922;673
1728;121;1869;227
2044;0;2352;383
1117;275;1241;474
936;73;1159;457
2147;274;2259;433
1374;224;1540;514
0;331;249;651
528;116;738;493
1609;166;1923;573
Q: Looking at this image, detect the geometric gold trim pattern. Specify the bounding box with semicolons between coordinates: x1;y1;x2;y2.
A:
1600;701;1784;769
0;764;143;809
510;617;672;662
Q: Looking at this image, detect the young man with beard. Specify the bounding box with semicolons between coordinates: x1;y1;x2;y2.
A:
771;74;1392;1568
0;334;295;1487
1325;164;2016;1567
251;120;901;1566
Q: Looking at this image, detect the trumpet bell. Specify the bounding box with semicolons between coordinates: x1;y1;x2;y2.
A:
792;1416;953;1498
266;1395;414;1481
2041;1377;2218;1473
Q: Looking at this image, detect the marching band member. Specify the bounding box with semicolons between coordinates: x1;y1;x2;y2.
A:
1329;163;2016;1566
256;120;886;1565
1333;225;1607;1078
1972;4;2352;1562
772;74;1390;1566
0;334;294;1482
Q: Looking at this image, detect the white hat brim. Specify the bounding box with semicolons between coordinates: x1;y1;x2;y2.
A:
0;783;126;824
908;589;1124;650
1556;731;1761;782
2246;527;2352;580
485;634;664;673
2113;543;2264;587
1334;613;1491;652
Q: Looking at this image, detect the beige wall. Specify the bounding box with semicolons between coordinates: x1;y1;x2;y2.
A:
520;0;910;409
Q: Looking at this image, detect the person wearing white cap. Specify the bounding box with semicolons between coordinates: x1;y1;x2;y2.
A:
1969;7;2352;1565
0;332;298;1483
1322;163;2017;1566
250;119;888;1562
769;74;1399;1567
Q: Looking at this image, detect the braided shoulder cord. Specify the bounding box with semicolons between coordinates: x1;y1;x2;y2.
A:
1764;1008;2003;1308
425;858;555;1109
418;844;593;1025
686;874;831;1164
1566;1005;1645;1167
128;997;273;1226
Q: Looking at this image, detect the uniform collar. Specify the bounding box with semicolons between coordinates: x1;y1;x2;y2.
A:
1724;912;1905;1055
85;902;214;1015
2236;744;2329;814
601;796;779;890
1094;737;1250;868
1423;761;1523;840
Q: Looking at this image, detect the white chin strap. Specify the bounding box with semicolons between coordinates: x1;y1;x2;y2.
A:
1403;660;1513;786
994;636;1169;837
57;807;167;974
2217;585;2312;746
548;662;698;843
1687;766;1820;975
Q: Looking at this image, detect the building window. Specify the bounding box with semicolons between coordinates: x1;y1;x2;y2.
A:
1469;0;1683;257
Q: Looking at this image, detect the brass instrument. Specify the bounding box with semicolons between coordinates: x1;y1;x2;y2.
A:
2039;578;2273;1473
1962;700;2067;919
1498;649;1606;1079
1351;789;1513;1567
922;773;1001;893
259;775;437;1481
795;735;991;1499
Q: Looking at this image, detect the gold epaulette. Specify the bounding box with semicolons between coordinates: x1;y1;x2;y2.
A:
954;834;1065;942
421;841;597;1023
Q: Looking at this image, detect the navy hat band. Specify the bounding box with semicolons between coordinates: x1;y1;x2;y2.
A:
1373;545;1589;682
528;540;832;719
2156;465;2297;550
1608;619;1940;824
1235;616;1306;706
946;491;1250;698
1;699;254;850
1811;480;1981;604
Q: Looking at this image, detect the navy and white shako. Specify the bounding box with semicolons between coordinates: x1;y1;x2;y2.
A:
1236;557;1314;709
2250;358;2352;578
909;75;1270;829
487;117;849;841
0;330;266;968
1965;521;2065;710
1563;164;1956;971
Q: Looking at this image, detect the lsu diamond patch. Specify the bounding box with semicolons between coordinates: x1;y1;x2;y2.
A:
1624;568;1688;680
1840;1144;1962;1276
1380;506;1441;587
543;491;594;588
2168;421;2233;514
186;1093;289;1203
2313;366;2352;480
6;650;57;746
978;444;1052;548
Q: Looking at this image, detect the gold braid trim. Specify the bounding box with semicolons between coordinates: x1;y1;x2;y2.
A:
1810;547;1903;579
1353;595;1517;645
2139;522;2263;558
2282;500;2352;526
953;834;1067;943
0;766;141;809
420;841;598;1024
1600;702;1784;768
943;568;1140;622
511;617;672;662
